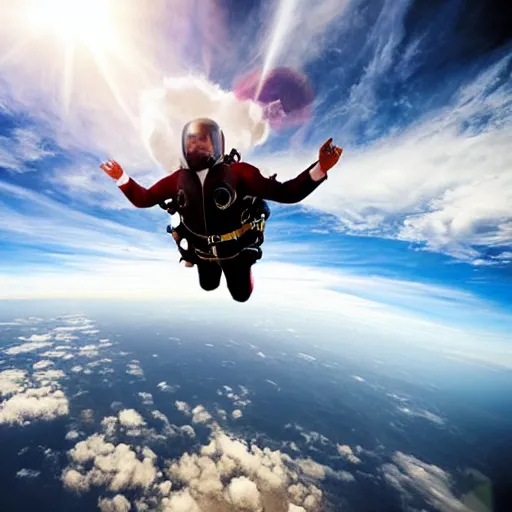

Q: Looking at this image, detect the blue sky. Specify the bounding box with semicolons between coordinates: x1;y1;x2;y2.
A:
0;0;511;343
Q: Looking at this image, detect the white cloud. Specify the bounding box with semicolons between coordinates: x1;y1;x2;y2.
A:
126;361;144;378
165;420;326;510
138;392;154;405
98;494;131;512
217;384;252;410
382;451;472;512
119;409;145;428
226;476;262;510
397;406;445;426
18;333;52;342
61;405;332;509
65;430;81;441
40;350;71;359
255;0;351;70
157;381;179;393
232;409;243;420
251;53;511;263
285;425;330;447
63;433;157;493
151;410;179;438
33;369;66;385
140;76;269;173
79;345;101;357
175;401;191;415
181;425;196;439
191;405;212;425
0;127;54;173
0;386;69;425
33;360;55;370
0;369;27;396
16;468;41;479
4;341;53;355
336;444;361;465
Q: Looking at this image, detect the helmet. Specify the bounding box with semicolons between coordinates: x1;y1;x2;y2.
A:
181;118;225;171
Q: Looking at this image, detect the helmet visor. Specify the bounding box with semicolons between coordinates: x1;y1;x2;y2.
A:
182;118;224;170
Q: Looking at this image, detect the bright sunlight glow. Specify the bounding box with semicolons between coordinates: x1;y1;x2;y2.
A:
28;0;112;49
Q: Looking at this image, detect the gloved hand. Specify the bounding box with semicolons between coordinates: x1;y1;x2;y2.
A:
100;159;124;180
319;138;343;173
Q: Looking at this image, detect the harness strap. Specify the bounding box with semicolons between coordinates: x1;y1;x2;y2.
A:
207;218;266;245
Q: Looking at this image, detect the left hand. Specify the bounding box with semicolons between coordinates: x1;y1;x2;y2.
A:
319;138;343;172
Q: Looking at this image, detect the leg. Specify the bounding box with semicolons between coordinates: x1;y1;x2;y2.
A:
221;252;257;302
197;261;222;291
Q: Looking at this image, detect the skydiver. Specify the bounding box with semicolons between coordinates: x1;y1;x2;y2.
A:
100;118;342;302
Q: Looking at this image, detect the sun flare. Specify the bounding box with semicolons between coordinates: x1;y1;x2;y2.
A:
27;0;113;49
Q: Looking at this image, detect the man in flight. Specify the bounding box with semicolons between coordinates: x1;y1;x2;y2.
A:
101;118;342;302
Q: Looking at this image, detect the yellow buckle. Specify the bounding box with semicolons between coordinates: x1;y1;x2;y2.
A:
208;219;266;245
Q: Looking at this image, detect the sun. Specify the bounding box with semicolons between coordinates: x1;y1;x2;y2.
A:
27;0;113;49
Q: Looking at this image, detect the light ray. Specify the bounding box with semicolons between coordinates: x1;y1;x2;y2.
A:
255;0;297;101
62;43;75;118
90;46;138;132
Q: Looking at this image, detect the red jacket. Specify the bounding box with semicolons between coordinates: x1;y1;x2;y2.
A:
118;160;326;259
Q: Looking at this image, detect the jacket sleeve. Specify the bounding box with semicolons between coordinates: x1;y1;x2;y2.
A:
236;161;327;204
117;173;176;208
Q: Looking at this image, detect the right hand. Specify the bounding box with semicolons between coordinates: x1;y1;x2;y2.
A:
318;138;343;173
100;159;124;180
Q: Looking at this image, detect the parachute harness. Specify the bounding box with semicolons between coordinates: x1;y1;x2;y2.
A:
159;148;269;263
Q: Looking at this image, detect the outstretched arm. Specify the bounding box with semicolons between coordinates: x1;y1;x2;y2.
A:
238;138;343;204
100;160;175;208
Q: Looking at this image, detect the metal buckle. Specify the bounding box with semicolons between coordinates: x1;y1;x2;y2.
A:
208;234;222;245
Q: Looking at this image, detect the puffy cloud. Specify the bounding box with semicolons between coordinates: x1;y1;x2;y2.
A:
295;459;329;480
126;361;144;378
65;430;81;441
40;350;71;359
102;416;119;438
191;405;212;425
18;333;52;342
79;345;100;357
175;401;191;415
32;360;54;370
232;409;243;420
288;505;307;512
157;381;178;393
4;341;53;355
161;490;200;512
226;477;262;510
151;410;179;437
217;385;252;409
32;369;66;385
138;392;153;405
140;76;269;173
181;425;196;438
62;405;333;510
0;369;27;396
251;53;512;264
63;434;157;494
0;386;68;425
165;419;325;510
119;409;146;428
98;494;131;512
336;444;361;464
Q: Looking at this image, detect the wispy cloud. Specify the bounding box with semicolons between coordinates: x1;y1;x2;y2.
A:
255;0;352;70
0;180;173;263
0;127;55;172
250;52;512;264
